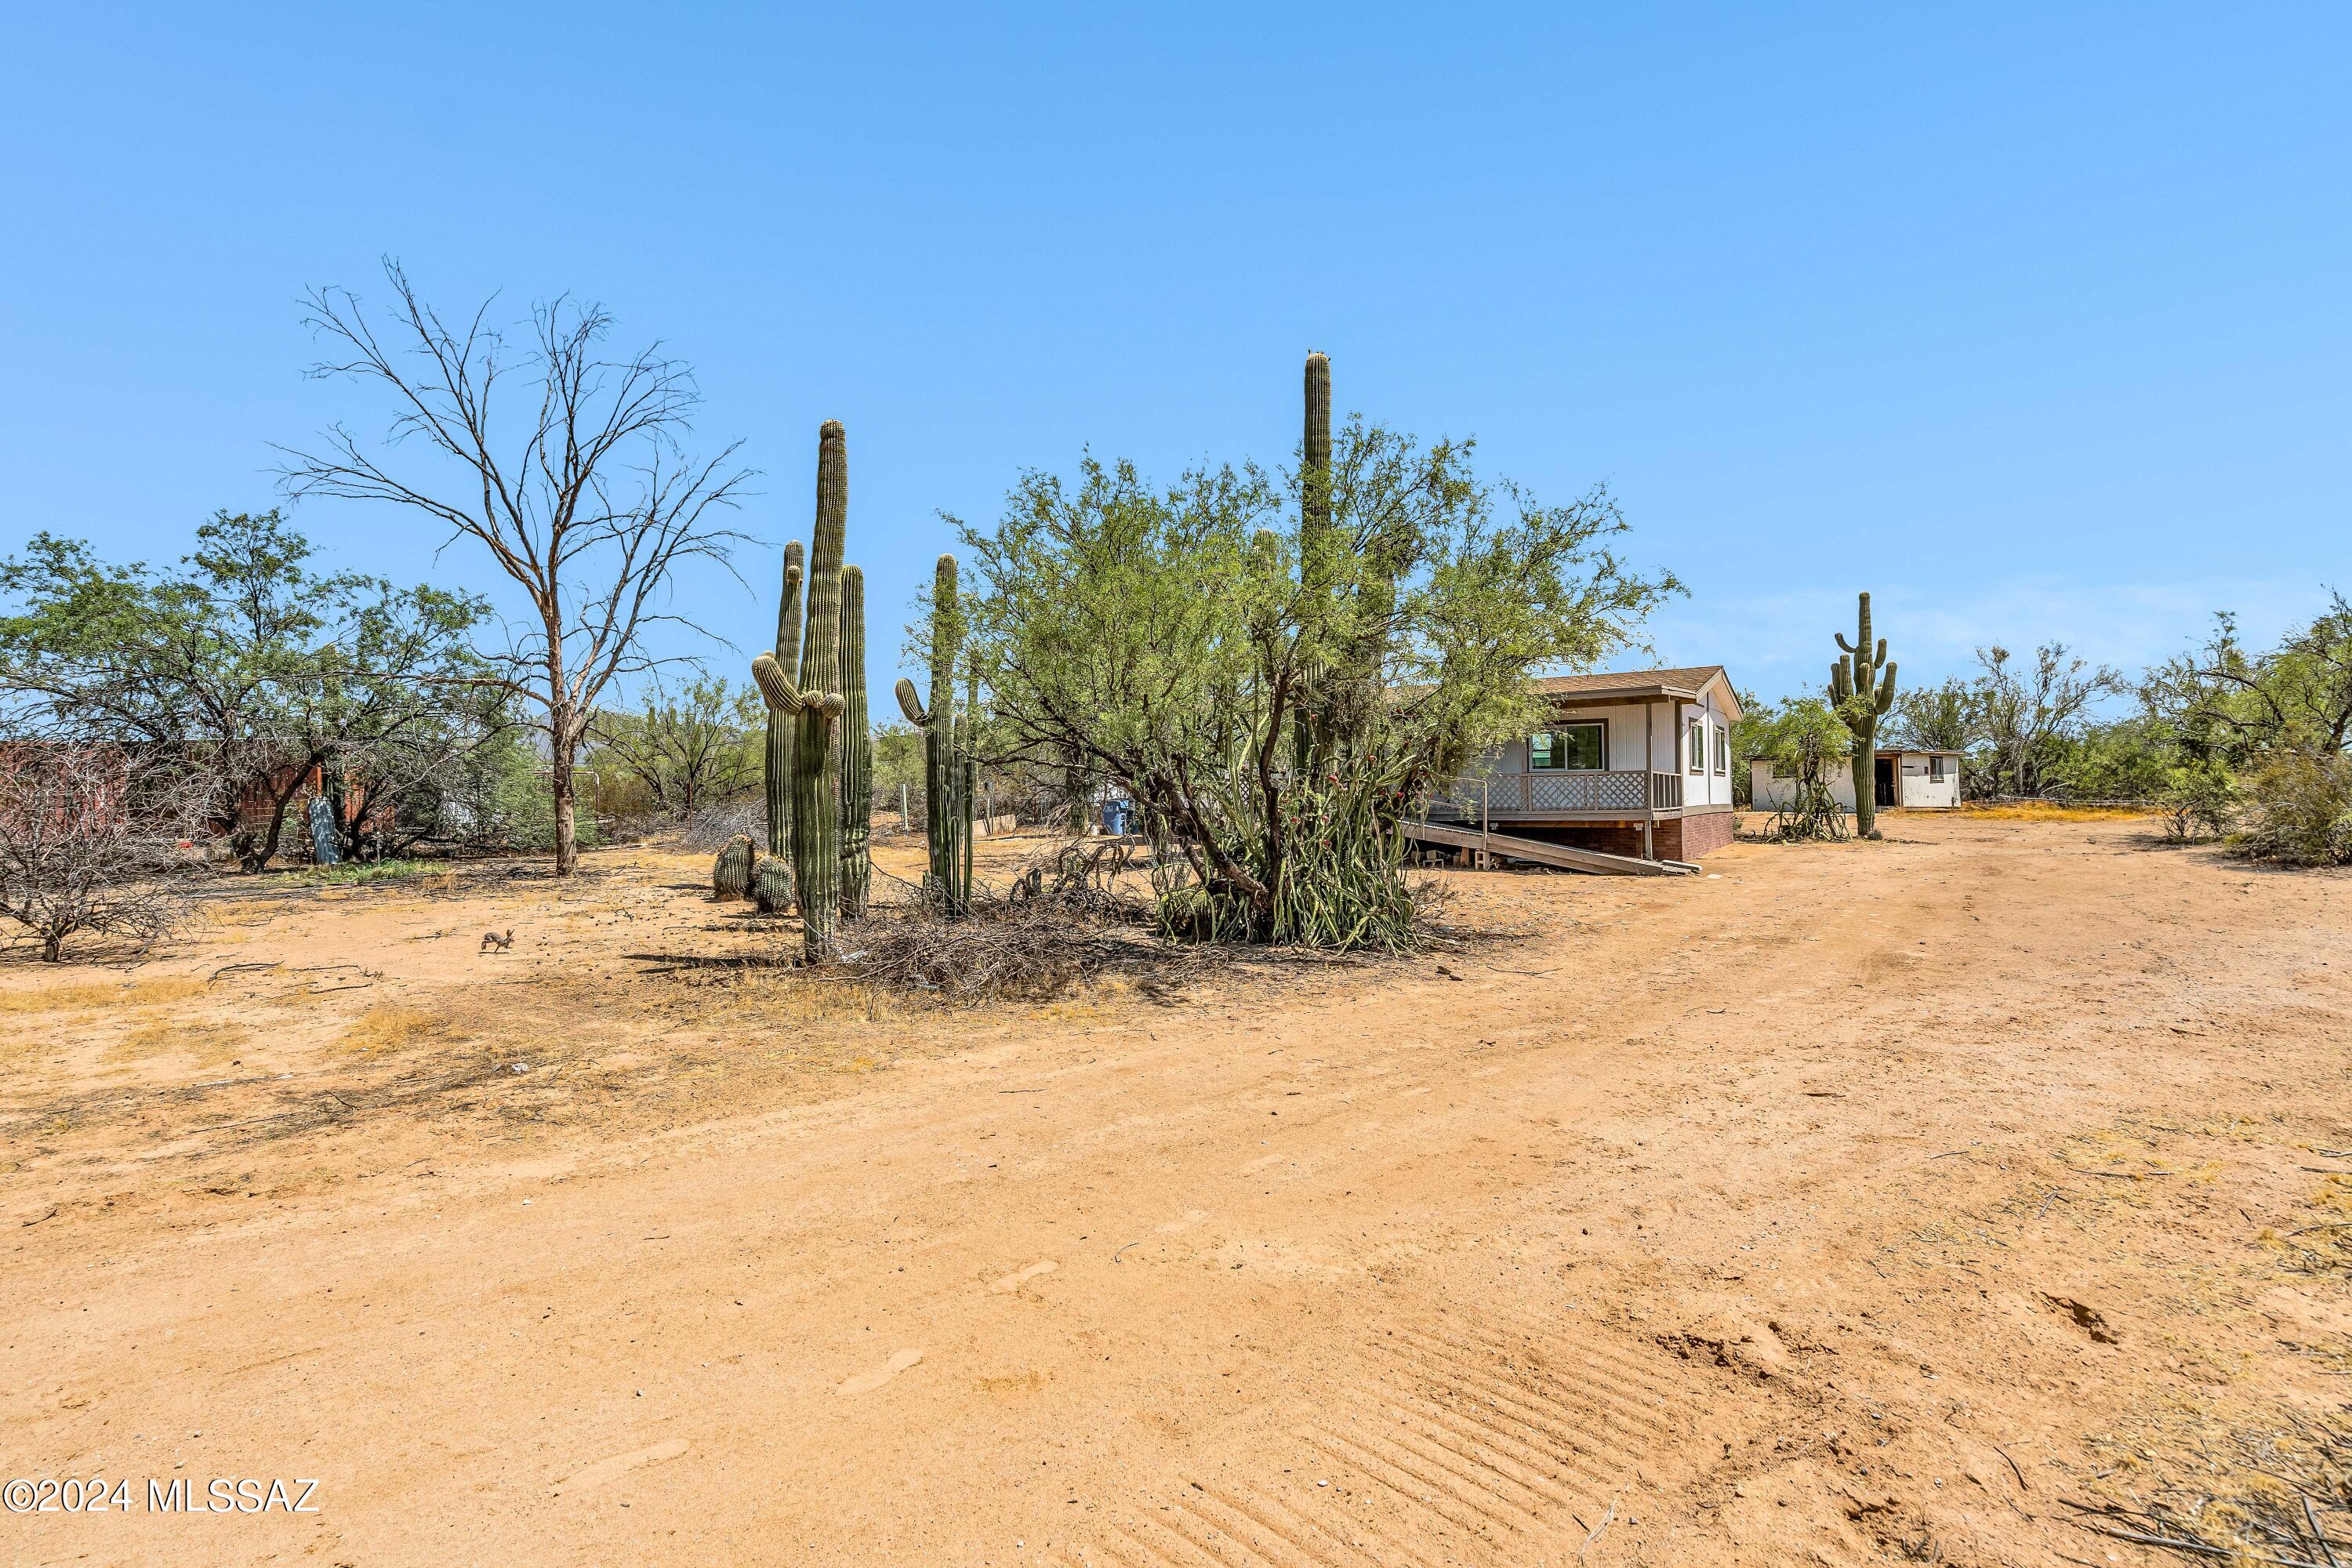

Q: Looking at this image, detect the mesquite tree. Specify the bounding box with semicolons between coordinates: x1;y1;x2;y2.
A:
1829;591;1898;838
949;351;1676;949
281;259;751;875
0;513;492;869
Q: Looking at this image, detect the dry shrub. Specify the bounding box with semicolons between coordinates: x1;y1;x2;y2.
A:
114;1018;252;1064
2240;753;2352;866
339;1004;453;1053
677;798;764;852
2072;1406;2351;1564
845;895;1145;1004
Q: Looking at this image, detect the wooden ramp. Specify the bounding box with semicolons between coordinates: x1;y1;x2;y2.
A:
1403;818;1696;877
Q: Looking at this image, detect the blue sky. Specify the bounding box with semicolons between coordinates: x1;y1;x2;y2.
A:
2;5;2343;709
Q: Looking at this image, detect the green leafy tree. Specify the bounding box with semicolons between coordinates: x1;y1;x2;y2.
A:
2145;597;2352;766
870;720;925;822
587;675;762;821
949;405;1675;947
0;511;493;868
1760;698;1853;841
1728;688;1776;807
2049;715;2175;801
1973;642;2125;797
1889;677;1976;753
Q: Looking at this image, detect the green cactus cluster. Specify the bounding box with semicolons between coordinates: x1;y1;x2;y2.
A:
894;554;975;917
713;833;755;901
1829;590;1898;839
751;854;793;913
750;419;874;962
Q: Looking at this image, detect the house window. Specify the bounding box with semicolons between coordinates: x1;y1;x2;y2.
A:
1687;717;1704;775
1530;721;1605;771
1713;721;1728;775
1928;754;1946;782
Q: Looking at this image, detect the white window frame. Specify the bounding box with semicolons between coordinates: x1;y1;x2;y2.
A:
1530;720;1607;772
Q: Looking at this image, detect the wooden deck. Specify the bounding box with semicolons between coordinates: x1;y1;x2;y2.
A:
1402;819;1697;877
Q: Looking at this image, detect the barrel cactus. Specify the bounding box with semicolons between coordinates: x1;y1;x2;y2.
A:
713;833;756;901
751;854;793;913
893;553;973;916
1829;591;1899;839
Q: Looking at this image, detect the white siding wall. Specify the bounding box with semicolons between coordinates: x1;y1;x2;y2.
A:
1893;753;1961;808
1463;681;1740;810
1751;760;1859;812
1750;752;1961;811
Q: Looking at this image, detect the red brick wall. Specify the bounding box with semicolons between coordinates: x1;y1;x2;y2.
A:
1659;808;1734;862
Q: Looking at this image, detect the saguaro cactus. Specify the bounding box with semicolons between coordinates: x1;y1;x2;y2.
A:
1829;590;1899;839
752;420;851;962
1294;350;1334;770
764;542;805;871
837;564;872;920
893;554;973;916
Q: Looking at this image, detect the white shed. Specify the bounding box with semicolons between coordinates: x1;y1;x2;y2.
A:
1750;747;1963;812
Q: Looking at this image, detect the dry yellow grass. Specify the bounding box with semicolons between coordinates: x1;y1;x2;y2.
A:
339;1003;454;1054
1959;800;2158;822
112;1018;253;1067
0;976;209;1014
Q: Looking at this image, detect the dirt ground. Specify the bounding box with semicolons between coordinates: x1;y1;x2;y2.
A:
3;812;2349;1566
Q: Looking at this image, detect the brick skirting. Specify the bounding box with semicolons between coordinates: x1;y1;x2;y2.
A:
1472;808;1736;865
1659;808;1734;862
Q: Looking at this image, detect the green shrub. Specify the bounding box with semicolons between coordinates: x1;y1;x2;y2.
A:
2158;767;2238;843
2238;753;2352;866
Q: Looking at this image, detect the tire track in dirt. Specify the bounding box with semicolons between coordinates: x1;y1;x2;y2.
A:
1062;1305;1690;1566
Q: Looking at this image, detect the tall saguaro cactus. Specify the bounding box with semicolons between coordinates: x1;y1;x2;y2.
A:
894;554;973;917
752;420;851;961
764;542;805;867
837;564;872;920
1294;350;1334;771
1829;590;1899;839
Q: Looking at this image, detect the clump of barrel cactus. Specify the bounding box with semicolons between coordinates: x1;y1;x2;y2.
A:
751;854;793;913
713;834;756;901
1829;590;1898;839
894;553;974;916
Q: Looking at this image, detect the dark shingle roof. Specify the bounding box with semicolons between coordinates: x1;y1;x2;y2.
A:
1529;666;1729;701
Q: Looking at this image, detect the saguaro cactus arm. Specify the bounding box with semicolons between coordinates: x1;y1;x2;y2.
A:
764;553;806;863
752;652;841;717
895;677;929;727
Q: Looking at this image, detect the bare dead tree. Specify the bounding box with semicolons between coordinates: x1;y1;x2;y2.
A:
279;259;753;873
0;742;201;962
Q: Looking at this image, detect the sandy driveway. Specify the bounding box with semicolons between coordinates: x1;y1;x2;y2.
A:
4;814;2348;1565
